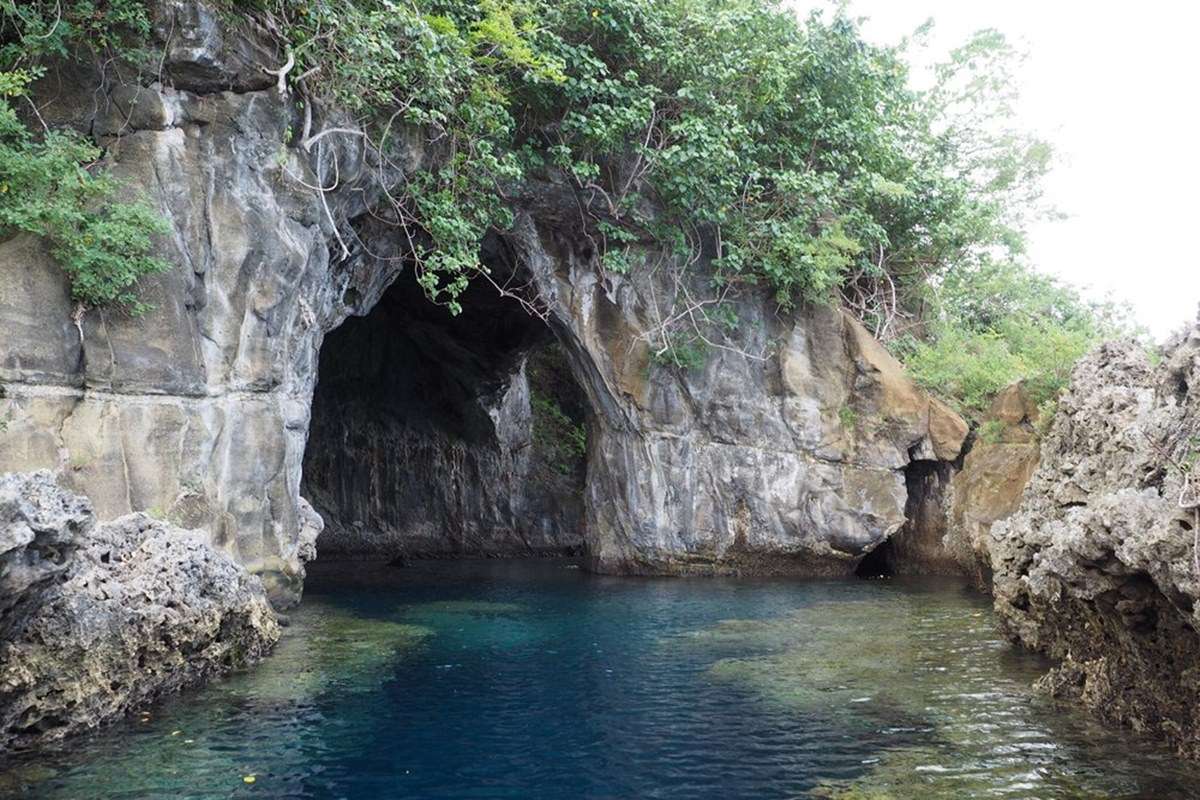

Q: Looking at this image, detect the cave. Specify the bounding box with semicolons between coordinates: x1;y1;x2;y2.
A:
854;537;894;578
301;244;590;563
855;457;960;578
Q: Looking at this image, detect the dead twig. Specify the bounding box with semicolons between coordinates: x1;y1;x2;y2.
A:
262;49;295;95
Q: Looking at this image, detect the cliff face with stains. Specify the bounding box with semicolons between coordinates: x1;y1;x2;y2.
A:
0;2;967;610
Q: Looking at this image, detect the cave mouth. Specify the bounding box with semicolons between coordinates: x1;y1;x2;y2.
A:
855;456;959;579
301;246;590;564
855;539;895;578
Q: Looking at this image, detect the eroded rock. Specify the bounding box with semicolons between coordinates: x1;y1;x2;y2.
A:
0;473;279;753
0;472;90;636
944;382;1043;588
990;319;1200;756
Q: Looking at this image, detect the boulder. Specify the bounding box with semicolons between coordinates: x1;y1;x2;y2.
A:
0;473;279;752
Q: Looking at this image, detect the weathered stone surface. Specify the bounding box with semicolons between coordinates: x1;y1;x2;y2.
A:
0;472;90;636
0;473;278;753
990;319;1200;756
511;213;967;576
944;383;1042;588
0;0;968;605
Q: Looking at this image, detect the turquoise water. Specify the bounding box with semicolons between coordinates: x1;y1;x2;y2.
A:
5;559;1200;799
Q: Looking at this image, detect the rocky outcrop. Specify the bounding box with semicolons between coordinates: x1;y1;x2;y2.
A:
0;472;278;752
0;0;968;606
512;204;967;575
0;472;91;636
990;321;1200;757
944;383;1043;588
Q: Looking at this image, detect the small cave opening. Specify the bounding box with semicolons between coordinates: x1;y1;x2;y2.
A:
854;539;895;578
855;455;960;579
301;242;590;564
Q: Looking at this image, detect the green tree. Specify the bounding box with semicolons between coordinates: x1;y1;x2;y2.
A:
895;259;1136;415
1;0;1128;402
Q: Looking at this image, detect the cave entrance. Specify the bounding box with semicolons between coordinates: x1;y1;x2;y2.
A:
855;457;959;578
854;540;895;578
301;245;589;564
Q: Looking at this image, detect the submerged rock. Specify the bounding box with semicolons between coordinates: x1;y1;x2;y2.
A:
990;317;1200;757
665;588;1175;798
0;472;279;752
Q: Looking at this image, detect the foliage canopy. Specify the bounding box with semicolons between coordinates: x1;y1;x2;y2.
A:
0;0;1130;410
221;0;1052;321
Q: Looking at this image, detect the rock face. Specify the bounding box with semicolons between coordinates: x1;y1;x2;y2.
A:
0;472;278;752
990;322;1200;757
0;0;968;606
0;4;395;605
944;383;1043;588
511;206;967;575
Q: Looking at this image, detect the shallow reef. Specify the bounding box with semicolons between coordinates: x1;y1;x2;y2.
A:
666;589;1197;798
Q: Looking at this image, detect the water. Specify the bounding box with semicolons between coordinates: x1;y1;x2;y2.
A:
5;559;1200;799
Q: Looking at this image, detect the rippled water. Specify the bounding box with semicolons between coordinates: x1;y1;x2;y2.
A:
6;560;1200;799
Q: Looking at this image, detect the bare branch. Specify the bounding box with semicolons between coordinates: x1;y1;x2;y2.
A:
262;49;295;94
302;127;366;153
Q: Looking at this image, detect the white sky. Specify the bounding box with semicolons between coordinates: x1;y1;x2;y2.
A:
791;1;1200;339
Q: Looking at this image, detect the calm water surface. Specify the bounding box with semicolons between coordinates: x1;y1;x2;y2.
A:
5;559;1200;799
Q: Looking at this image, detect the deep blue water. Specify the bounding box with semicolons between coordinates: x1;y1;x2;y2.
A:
6;559;1200;799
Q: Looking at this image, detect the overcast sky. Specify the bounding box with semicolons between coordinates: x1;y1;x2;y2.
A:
791;1;1200;339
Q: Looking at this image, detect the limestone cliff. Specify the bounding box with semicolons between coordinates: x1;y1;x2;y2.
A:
0;1;967;608
990;319;1200;757
943;383;1043;588
514;210;969;576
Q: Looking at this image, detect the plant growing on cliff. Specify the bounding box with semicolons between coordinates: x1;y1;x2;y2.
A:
2;0;1115;374
0;3;170;312
838;405;858;433
1033;399;1057;439
531;391;586;475
224;0;561;313
895;259;1136;415
0;78;169;311
528;342;588;481
199;1;1054;328
650;336;708;372
978;419;1005;445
